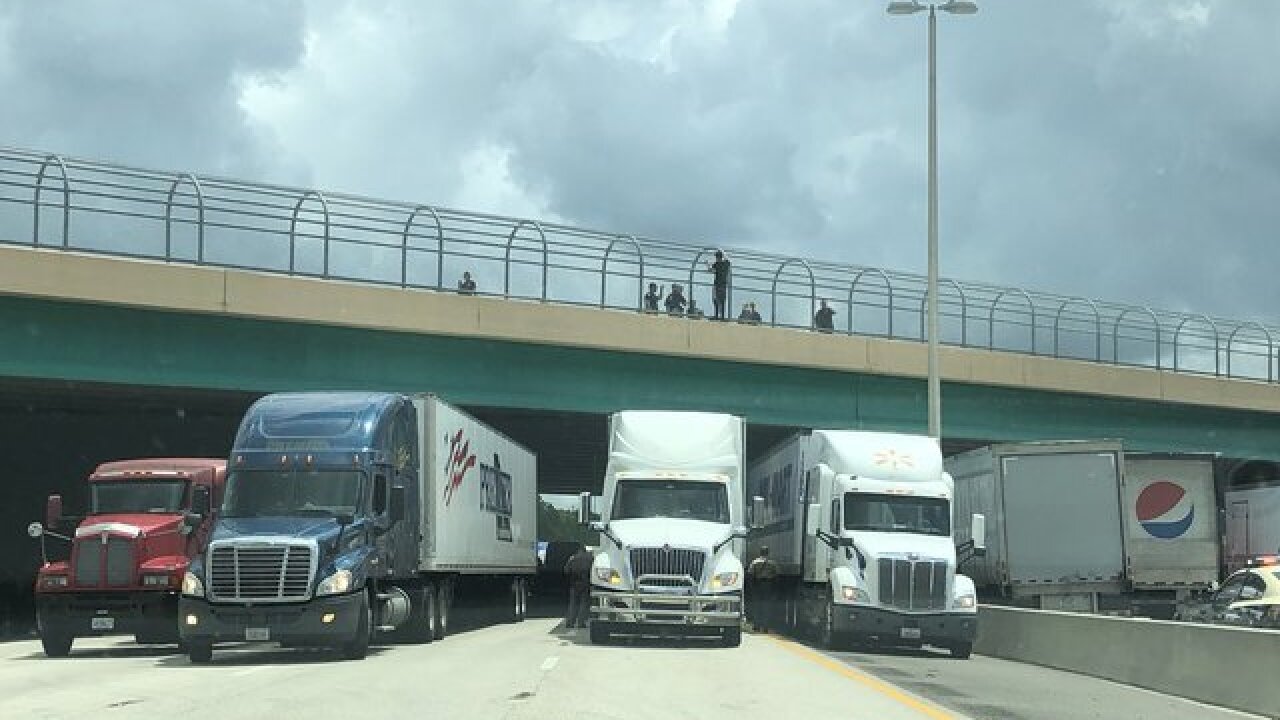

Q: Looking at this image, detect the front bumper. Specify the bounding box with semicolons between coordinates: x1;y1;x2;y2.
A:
835;604;976;645
36;590;179;639
179;592;362;645
591;587;742;627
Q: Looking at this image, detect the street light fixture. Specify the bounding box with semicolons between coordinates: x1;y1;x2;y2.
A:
887;0;978;440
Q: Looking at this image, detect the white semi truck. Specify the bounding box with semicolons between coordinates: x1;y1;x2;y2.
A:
747;430;983;658
579;410;748;647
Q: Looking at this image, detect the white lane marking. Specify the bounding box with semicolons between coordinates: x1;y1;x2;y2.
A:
540;656;559;672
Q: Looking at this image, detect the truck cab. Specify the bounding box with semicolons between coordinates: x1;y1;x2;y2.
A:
29;458;226;657
180;392;415;663
583;411;748;647
751;430;983;657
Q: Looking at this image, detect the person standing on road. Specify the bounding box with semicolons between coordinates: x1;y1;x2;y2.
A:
706;250;731;320
563;545;594;629
747;546;779;632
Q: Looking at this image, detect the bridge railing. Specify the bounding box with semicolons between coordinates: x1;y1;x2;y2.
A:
0;146;1274;383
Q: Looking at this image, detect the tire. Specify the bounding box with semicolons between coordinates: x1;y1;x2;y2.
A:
509;579;522;623
433;582;450;641
187;641;213;664
400;583;436;644
588;621;609;645
41;633;73;658
340;592;372;661
949;641;973;659
819;600;842;650
517;579;528;621
721;626;742;648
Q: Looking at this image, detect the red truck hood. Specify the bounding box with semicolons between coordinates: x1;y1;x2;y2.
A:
74;513;184;540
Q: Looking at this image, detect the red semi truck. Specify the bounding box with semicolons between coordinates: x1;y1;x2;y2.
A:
28;458;227;657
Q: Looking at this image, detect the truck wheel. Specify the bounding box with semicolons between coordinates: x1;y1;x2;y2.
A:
819;601;843;650
433;583;450;641
41;633;73;658
588;621;609;645
949;641;973;659
720;626;742;648
509;579;522;623
517;578;528;621
401;583;436;644
340;592;372;661
187;641;213;664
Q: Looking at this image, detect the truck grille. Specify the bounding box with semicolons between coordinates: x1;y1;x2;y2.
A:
629;547;706;585
878;558;948;611
208;544;314;602
72;537;134;588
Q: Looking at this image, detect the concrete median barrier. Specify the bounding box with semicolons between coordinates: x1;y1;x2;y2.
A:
975;605;1280;717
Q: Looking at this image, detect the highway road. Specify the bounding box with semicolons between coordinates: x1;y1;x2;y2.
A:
0;619;1264;720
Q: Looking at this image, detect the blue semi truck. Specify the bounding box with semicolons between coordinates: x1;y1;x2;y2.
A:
179;392;537;662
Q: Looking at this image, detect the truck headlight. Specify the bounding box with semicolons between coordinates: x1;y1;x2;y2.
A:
594;567;621;585
954;594;977;610
841;586;869;603
142;573;173;588
316;569;353;596
710;572;739;589
40;575;69;589
181;571;205;597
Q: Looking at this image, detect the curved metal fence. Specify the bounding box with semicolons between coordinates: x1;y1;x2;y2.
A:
0;146;1274;383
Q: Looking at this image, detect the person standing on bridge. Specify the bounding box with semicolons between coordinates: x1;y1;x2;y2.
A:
563;545;594;629
457;271;477;295
706;250;731;320
664;284;687;315
644;282;661;313
747;546;779;632
813;299;835;333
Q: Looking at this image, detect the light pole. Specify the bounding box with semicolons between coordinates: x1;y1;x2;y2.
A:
887;0;977;440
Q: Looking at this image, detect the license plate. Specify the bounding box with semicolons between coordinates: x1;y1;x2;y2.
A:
900;626;921;640
90;617;115;631
245;627;270;641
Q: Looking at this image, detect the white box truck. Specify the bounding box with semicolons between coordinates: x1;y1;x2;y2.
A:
948;440;1127;612
580;410;748;647
1225;486;1280;573
747;430;983;658
181;392;537;662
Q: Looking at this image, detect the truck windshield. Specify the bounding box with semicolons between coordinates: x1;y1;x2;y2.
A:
845;493;950;536
222;469;363;518
612;479;729;523
91;480;188;514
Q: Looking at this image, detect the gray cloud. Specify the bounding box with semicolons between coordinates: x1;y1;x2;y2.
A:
0;0;1275;325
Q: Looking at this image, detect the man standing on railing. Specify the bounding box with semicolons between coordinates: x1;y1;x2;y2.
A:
706;250;731;321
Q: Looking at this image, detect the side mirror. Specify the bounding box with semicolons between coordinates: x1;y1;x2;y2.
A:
970;513;986;555
181;513;203;536
45;495;63;531
191;485;211;517
27;522;44;539
577;492;591;527
733;525;749;539
389;486;406;523
838;536;855;548
750;496;766;530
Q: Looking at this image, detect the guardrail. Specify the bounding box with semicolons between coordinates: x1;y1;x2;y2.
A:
975;605;1280;717
0;146;1275;382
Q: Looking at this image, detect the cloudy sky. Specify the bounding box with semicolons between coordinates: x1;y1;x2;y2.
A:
0;0;1276;324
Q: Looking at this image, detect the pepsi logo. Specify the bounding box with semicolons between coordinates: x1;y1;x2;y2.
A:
1135;480;1195;539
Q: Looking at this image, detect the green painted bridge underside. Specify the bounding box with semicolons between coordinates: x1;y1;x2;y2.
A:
3;295;1278;459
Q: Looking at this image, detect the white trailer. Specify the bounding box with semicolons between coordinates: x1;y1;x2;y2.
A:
582;410;748;647
948;440;1126;612
1122;453;1219;616
749;430;982;658
1225;485;1280;573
